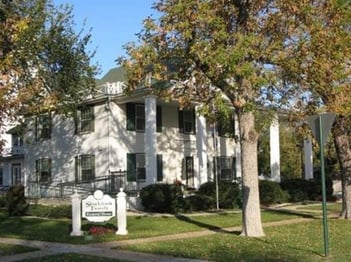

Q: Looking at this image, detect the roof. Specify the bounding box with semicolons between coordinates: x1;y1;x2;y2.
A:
98;67;126;85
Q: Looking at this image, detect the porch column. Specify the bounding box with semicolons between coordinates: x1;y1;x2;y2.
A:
270;114;281;182
196;107;207;188
304;139;313;180
234;113;242;179
145;96;157;185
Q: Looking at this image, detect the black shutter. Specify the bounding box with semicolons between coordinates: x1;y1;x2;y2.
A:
191;109;196;134
74;156;79;182
74;110;79;134
178;109;183;133
157;154;163;181
232;157;236;180
156;105;162;133
127;153;136;181
126;103;135;131
90;106;95;132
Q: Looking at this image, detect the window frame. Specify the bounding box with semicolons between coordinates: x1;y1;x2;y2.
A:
215;156;236;182
75;154;95;182
35;113;52;141
76;106;95;134
36;158;52;184
178;108;196;134
126;103;162;133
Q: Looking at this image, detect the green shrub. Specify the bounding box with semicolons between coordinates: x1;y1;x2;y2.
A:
259;180;289;205
186;194;213;211
196;181;241;210
0;196;6;208
6;185;28;216
280;178;333;202
140;183;183;213
26;204;72;218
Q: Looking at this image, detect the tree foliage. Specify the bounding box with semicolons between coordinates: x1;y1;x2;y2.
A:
0;0;98;149
276;0;351;218
118;0;301;237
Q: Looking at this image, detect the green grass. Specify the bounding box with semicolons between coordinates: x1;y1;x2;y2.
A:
0;209;303;244
0;243;38;256
22;253;129;262
122;218;351;261
1;204;349;261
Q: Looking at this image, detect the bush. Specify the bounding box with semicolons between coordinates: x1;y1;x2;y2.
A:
196;181;241;210
26;204;72;218
280;178;333;202
6;185;28;216
140;183;183;213
186;194;213;211
259;180;289;205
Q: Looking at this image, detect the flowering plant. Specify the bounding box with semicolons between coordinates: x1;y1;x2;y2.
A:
89;226;114;235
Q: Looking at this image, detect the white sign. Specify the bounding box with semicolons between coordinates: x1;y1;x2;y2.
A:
82;190;116;222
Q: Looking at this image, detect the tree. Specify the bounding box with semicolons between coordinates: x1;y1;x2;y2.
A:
118;0;297;237
276;0;351;218
0;0;98;150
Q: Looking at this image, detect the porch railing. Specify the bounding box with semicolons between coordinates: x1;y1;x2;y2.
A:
26;170;138;199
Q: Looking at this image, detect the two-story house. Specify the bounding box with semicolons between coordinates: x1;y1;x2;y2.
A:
2;67;299;201
16;67;240;199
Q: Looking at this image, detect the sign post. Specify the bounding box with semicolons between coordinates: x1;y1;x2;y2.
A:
307;112;336;257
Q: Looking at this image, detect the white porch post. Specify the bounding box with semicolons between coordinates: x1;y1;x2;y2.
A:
145;96;157;185
270;115;281;182
234;113;242;179
304;139;313;180
196;108;207;188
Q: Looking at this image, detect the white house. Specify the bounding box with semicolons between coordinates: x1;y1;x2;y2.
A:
1;67;303;199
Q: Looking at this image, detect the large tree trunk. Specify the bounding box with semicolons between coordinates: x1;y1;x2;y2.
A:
239;110;264;237
332;116;351;219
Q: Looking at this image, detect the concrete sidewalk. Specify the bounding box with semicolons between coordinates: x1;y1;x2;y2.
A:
0;217;312;262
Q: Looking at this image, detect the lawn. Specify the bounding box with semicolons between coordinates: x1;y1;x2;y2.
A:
121;218;351;261
1;204;350;261
0;209;303;244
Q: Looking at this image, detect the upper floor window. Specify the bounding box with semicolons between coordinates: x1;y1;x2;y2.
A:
126;103;162;132
12;134;23;147
75;106;94;134
217;113;235;137
36;158;51;183
178;108;196;134
75;154;95;182
35;113;51;141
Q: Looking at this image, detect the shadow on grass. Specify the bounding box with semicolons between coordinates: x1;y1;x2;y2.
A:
175;214;236;234
263;207;319;219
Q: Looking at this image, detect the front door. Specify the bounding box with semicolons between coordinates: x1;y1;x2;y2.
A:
185;156;194;188
11;164;21;186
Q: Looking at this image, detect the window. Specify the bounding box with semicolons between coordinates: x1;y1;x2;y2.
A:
127;153;163;182
12;134;23;147
75;106;94;133
35;114;51;140
214;157;236;181
217;113;235;137
135;104;145;131
36;158;51;183
75;155;95;182
126;103;162;132
127;153;145;181
178;108;196;134
181;156;194;188
11;164;21;185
